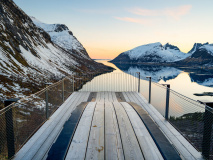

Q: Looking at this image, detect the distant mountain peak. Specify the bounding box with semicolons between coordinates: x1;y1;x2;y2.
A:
188;42;209;54
31;16;88;58
111;42;190;63
164;43;180;51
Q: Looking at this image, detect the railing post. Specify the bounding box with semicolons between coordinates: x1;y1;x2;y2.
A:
164;84;170;120
62;79;64;102
72;76;74;92
200;102;213;159
137;72;140;93
45;83;52;119
146;77;151;103
4;98;19;159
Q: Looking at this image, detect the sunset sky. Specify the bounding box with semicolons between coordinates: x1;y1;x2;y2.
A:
14;0;213;59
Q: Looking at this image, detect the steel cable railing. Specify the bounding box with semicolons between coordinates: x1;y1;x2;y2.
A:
0;76;75;159
140;77;213;159
0;72;212;159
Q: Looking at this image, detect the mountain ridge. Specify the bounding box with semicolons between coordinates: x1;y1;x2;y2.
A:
111;42;191;63
111;42;213;66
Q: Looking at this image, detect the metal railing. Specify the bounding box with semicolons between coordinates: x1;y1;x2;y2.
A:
139;75;213;159
80;71;213;159
0;77;75;159
0;72;212;159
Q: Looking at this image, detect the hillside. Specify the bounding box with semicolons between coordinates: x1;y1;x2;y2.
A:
0;0;112;101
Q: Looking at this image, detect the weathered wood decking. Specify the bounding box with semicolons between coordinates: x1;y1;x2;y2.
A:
14;92;203;160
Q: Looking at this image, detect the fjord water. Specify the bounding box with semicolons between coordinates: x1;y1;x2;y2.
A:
81;60;213;116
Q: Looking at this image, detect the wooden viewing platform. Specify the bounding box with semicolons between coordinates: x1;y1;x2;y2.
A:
14;92;203;160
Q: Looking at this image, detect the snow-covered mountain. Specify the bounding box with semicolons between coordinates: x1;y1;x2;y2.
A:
178;43;213;65
0;0;112;100
111;42;191;63
31;17;89;59
188;43;206;54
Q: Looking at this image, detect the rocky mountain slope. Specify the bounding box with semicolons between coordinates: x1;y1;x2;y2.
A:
0;0;112;100
177;43;213;66
31;17;90;59
111;42;191;63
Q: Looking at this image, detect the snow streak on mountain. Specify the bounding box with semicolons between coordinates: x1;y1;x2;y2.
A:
31;17;90;59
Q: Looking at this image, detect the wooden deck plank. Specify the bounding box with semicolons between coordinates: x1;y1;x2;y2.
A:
101;92;105;102
14;92;81;160
46;102;89;160
132;92;203;160
108;92;113;102
113;102;144;160
87;92;97;102
127;102;181;160
111;92;118;102
121;102;164;160
105;102;124;160
104;92;109;102
33;92;90;160
65;102;96;160
85;102;105;160
96;92;101;102
99;92;105;103
115;92;126;102
122;92;131;102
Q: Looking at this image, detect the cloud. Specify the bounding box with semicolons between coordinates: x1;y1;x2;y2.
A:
114;17;153;25
129;5;192;20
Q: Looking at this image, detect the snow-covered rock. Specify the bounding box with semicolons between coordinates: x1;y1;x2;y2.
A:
31;17;90;59
188;43;205;54
111;42;191;63
178;43;213;65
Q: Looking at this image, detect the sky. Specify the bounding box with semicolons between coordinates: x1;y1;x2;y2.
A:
14;0;213;59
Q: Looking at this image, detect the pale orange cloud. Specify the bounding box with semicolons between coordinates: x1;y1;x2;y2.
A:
129;5;192;20
114;17;153;25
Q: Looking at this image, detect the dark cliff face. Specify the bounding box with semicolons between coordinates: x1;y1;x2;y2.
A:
164;43;180;51
177;47;213;65
188;43;209;54
188;43;203;54
0;0;52;55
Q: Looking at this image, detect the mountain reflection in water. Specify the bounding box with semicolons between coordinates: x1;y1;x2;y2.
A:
113;63;181;82
113;63;213;88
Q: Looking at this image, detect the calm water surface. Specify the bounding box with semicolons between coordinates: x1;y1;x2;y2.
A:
81;60;213;117
95;60;213;102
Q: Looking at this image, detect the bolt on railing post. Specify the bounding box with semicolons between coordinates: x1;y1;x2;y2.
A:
164;84;170;120
199;102;213;159
62;79;64;102
4;98;19;159
136;72;140;93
